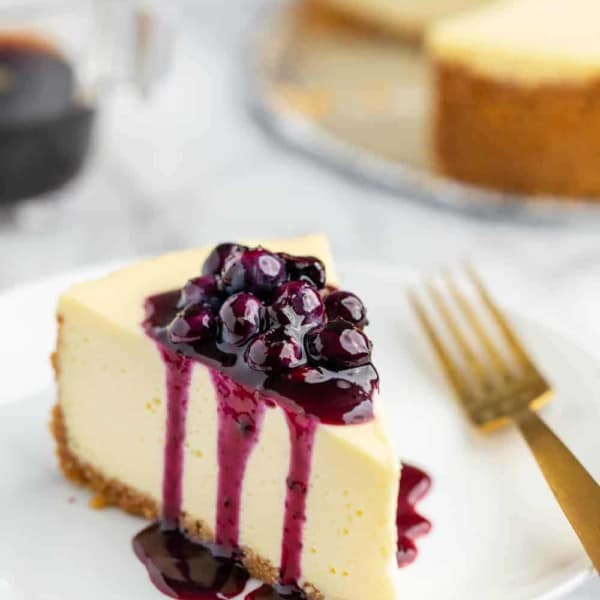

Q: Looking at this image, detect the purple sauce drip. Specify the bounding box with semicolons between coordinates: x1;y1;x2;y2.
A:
280;412;316;585
212;370;268;549
161;347;193;527
396;464;432;567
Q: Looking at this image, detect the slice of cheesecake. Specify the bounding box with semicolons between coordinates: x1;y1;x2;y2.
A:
427;0;600;197
52;234;406;600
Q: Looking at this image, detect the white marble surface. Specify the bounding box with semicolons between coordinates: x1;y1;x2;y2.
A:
0;0;598;596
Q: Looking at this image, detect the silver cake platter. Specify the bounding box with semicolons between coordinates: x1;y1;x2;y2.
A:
245;0;600;225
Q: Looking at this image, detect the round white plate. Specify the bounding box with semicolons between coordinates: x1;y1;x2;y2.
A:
0;261;598;600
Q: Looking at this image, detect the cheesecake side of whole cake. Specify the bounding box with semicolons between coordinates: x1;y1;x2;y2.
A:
427;0;600;198
52;234;402;600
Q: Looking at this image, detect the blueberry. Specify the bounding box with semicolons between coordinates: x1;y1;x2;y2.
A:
325;290;368;328
168;304;216;344
271;281;325;328
219;292;264;345
246;328;304;372
220;252;246;294
177;275;223;309
306;320;372;368
280;254;326;289
222;247;287;297
202;243;247;276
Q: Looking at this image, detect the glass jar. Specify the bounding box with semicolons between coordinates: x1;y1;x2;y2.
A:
0;0;174;202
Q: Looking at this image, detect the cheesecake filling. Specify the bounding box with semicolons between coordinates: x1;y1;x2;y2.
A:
132;243;430;599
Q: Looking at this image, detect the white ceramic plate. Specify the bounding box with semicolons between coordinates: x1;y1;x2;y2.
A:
0;261;597;600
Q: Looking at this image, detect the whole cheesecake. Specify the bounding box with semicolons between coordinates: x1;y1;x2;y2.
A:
428;0;600;197
52;234;430;599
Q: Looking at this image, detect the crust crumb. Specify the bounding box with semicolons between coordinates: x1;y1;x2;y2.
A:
89;494;108;510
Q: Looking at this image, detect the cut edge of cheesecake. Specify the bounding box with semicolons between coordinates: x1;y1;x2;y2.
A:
52;233;401;600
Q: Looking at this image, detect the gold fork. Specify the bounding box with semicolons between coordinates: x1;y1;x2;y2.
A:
410;266;600;572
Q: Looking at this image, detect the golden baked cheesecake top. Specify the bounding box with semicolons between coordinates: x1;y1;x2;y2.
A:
427;0;600;84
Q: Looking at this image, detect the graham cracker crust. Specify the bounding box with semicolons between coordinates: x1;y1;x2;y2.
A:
432;61;600;199
50;405;322;599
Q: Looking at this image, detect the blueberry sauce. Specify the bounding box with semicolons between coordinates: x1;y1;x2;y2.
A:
212;371;268;549
396;465;432;568
144;292;377;427
134;243;431;599
133;524;249;599
280;412;316;585
161;348;193;527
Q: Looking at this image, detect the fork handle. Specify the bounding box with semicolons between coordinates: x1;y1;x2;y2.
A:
515;409;600;572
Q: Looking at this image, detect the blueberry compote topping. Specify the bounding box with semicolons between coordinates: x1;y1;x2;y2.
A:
144;244;377;425
136;243;430;600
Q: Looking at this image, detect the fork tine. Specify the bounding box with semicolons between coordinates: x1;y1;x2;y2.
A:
443;271;513;381
425;279;493;393
465;264;533;369
408;290;473;401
